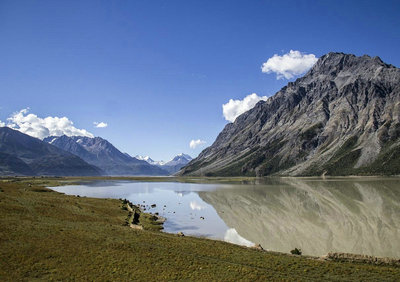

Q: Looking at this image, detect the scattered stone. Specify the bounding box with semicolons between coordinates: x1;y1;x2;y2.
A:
200;216;205;220
151;204;156;208
254;244;264;251
324;252;400;266
177;232;185;237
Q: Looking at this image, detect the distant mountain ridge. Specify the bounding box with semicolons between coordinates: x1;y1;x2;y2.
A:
136;153;193;174
179;52;400;176
44;135;169;176
0;127;102;176
135;155;165;166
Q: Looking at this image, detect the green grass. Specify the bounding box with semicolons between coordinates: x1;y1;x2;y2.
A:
0;177;399;281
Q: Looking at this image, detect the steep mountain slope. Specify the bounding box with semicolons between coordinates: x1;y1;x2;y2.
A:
44;135;169;176
180;53;400;176
0;127;103;176
0;152;35;176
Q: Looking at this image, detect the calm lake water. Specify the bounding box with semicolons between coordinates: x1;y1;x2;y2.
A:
51;177;400;258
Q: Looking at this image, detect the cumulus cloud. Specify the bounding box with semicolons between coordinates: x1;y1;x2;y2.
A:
261;50;318;79
0;120;5;127
94;121;108;128
190;201;205;211
224;228;254;247
190;139;206;149
222;93;268;123
7;108;93;140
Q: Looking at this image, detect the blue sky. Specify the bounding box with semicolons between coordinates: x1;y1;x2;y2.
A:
1;0;399;161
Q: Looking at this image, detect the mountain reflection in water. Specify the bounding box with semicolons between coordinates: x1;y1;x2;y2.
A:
199;178;400;257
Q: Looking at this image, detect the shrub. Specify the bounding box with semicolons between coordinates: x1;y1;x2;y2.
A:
290;248;302;255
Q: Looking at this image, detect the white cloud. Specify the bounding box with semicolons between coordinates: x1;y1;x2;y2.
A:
0;120;5;127
190;139;206;149
261;50;318;79
224;228;254;247
94;121;108;128
190;201;205;211
222;93;268;123
7;108;93;140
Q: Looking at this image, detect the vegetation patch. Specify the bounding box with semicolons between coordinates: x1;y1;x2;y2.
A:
357;142;400;175
206;148;260;177
310;136;361;176
300;122;324;141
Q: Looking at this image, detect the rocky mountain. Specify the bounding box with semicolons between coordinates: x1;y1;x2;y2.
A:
163;153;193;174
0;127;103;176
44;135;169;176
137;153;192;174
179;52;400;176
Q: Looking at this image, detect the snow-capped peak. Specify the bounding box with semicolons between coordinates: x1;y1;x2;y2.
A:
135;155;164;165
176;153;193;160
135;155;153;162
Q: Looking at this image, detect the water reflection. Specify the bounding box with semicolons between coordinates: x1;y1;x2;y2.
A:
52;178;400;258
199;178;400;257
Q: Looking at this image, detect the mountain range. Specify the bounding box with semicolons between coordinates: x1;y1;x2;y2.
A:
136;153;193;174
0;127;102;176
43;135;169;176
179;52;400;176
0;126;192;176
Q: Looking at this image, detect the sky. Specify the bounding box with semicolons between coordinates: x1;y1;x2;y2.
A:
1;0;399;161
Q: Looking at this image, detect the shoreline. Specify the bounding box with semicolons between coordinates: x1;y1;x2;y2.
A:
47;176;400;263
1;177;399;280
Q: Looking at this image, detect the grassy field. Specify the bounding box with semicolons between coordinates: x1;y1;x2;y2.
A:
0;177;399;281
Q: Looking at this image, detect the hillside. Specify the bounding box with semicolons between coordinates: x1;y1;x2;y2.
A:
179;53;400;176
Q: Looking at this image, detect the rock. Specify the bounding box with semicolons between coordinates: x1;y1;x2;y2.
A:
133;211;140;224
325;252;400;266
177;232;185;237
200;216;205;220
151;204;156;208
254;244;264;251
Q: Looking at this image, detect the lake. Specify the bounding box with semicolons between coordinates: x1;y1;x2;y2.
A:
51;177;400;258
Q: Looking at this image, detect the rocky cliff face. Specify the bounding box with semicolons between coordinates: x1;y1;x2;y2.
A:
180;53;400;176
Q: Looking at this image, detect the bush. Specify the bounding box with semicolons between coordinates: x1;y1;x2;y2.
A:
290;248;302;255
